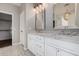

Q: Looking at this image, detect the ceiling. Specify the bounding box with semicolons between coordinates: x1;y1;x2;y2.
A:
10;3;22;7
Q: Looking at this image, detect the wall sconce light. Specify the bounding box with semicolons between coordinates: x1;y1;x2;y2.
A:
64;4;72;21
64;11;71;21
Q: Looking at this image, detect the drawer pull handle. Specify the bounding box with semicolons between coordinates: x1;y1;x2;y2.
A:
57;50;59;52
39;46;42;48
39;39;41;40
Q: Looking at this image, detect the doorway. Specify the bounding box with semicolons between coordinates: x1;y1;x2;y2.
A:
0;12;12;48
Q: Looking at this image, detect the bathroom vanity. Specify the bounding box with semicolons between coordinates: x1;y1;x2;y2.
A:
27;33;79;56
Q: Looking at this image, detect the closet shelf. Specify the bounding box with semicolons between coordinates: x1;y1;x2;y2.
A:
0;30;11;31
0;19;12;22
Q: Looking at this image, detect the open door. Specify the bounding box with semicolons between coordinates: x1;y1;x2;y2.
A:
0;12;12;48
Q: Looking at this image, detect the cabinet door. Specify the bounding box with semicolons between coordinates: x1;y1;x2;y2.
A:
58;50;75;56
28;37;38;55
28;35;34;52
29;38;44;56
45;45;57;56
35;42;44;56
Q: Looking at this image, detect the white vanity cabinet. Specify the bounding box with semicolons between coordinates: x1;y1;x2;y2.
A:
45;38;76;56
28;34;45;56
28;34;78;56
45;44;75;56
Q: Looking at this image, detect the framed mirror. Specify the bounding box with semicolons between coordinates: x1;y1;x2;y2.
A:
35;11;45;31
34;3;46;31
53;3;78;29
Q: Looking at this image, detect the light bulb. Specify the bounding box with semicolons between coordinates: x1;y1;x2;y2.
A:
36;7;39;10
33;8;36;12
39;4;42;8
36;6;42;13
64;12;70;20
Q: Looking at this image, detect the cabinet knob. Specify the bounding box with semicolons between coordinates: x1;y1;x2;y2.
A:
39;46;42;48
57;50;59;52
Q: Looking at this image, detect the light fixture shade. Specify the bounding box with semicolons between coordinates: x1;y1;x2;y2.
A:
64;12;71;21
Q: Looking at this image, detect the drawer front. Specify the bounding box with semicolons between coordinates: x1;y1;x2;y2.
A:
35;42;44;50
28;34;45;56
45;44;57;56
28;34;44;43
37;44;44;56
31;35;44;43
34;42;45;56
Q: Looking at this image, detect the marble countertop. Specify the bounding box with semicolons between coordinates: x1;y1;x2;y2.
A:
29;32;79;44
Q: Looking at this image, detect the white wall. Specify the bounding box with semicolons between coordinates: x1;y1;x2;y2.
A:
45;4;53;31
25;4;35;32
25;4;35;48
0;3;20;44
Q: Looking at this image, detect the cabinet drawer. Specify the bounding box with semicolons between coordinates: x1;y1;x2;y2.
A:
35;42;44;51
45;44;57;56
31;35;44;43
34;42;44;56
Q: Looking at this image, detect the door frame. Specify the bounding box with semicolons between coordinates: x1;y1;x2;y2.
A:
0;10;14;45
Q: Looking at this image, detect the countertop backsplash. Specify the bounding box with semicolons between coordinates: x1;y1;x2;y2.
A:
54;29;79;36
34;29;79;36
